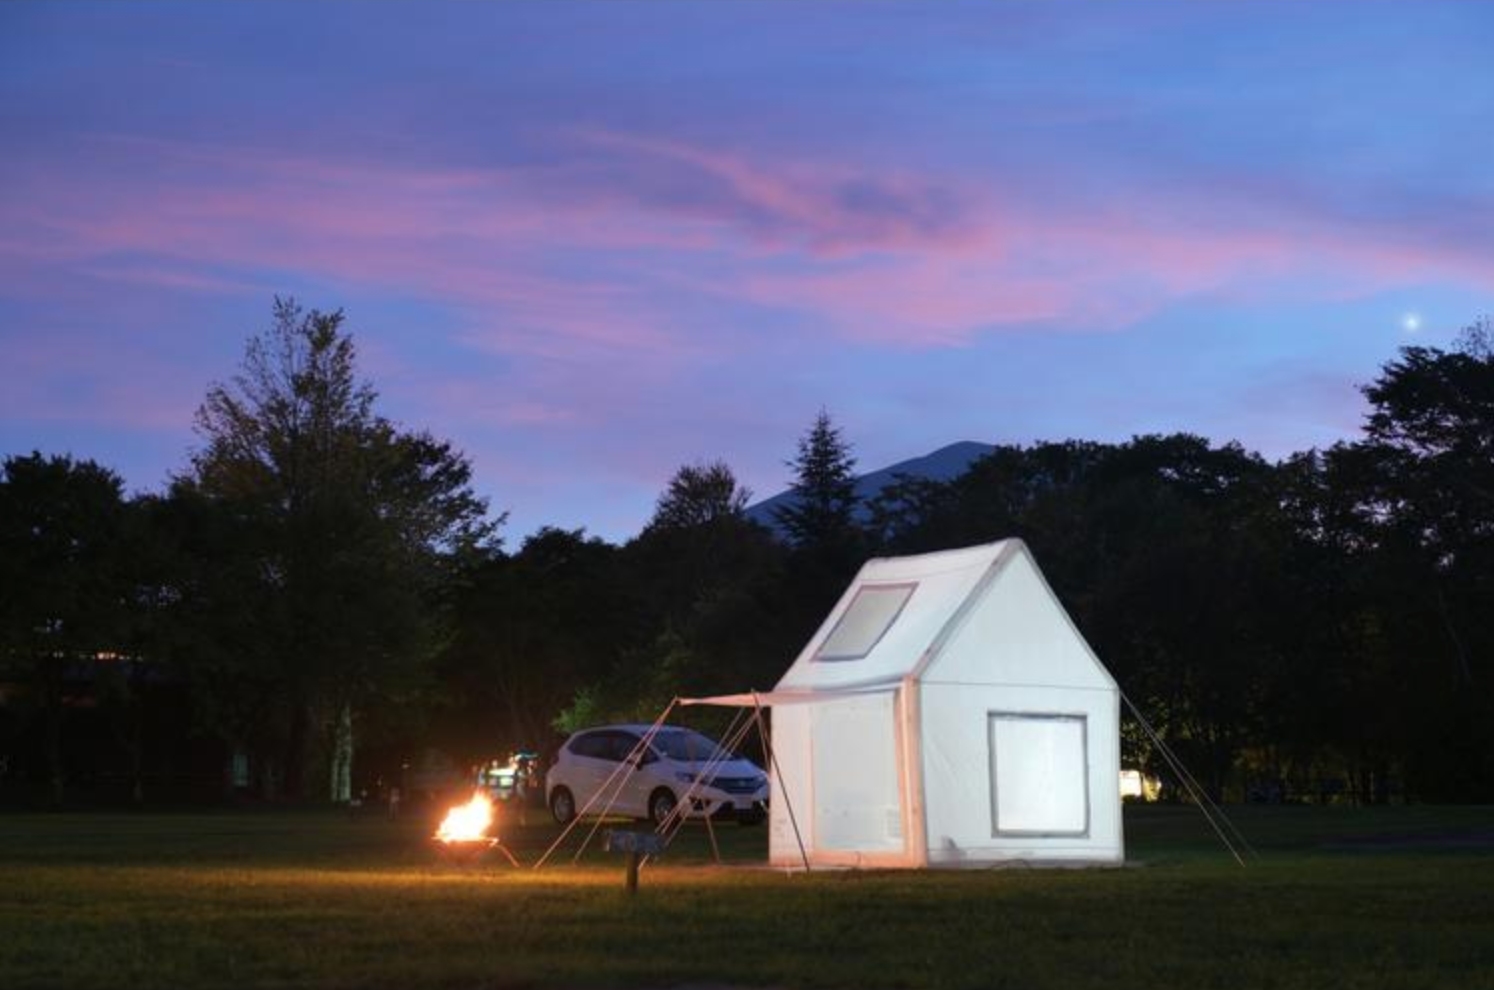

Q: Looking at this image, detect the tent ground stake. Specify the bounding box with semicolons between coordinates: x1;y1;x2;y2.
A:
703;807;722;864
625;850;640;894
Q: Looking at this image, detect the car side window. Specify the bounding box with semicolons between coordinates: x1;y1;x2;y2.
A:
605;732;641;763
569;732;604;759
568;730;651;762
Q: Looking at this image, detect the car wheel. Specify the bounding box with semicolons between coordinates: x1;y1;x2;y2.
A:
648;788;677;826
549;786;575;825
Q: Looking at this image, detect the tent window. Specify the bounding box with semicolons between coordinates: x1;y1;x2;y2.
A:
815;583;917;662
988;712;1090;837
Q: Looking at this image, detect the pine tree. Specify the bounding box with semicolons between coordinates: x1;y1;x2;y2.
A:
775;409;859;550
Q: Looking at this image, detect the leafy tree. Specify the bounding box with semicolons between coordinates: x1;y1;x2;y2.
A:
140;485;288;798
1270;447;1407;802
550;460;790;737
1360;320;1494;557
634;461;773;621
0;453;130;806
182;298;497;800
1343;318;1494;798
88;492;194;805
646;461;751;531
434;527;636;761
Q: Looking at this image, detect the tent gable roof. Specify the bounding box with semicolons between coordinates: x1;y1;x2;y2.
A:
774;539;1114;694
775;540;1012;692
921;544;1117;691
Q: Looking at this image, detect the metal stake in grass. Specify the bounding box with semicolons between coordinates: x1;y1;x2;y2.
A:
604;829;664;895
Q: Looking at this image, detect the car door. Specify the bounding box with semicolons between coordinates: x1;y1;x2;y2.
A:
563;731;612;812
602;730;651;817
570;730;635;816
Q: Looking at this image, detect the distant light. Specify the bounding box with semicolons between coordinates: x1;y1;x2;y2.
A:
1402;312;1422;333
1119;769;1160;801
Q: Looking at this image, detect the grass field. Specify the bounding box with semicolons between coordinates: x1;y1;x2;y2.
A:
2;803;1492;989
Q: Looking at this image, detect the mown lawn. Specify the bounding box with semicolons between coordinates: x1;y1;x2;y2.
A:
1;803;1492;989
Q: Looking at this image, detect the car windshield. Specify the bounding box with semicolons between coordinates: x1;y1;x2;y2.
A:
651;729;732;763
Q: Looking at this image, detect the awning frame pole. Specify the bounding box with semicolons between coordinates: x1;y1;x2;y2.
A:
648;707;757;864
533;697;678;870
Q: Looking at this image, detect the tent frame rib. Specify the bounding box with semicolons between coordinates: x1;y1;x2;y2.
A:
752;692;812;872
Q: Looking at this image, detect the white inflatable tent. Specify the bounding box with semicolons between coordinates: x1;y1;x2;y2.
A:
691;539;1123;869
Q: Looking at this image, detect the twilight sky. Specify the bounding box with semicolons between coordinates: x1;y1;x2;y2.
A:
3;2;1492;541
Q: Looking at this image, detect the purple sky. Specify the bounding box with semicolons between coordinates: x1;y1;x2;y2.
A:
3;2;1492;541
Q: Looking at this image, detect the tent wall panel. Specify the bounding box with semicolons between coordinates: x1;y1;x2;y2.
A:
810;692;904;854
768;703;814;867
919;682;1121;864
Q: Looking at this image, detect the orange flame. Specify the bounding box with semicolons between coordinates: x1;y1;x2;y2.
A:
435;791;494;843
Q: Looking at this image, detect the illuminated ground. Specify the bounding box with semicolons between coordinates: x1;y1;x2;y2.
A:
1;804;1492;989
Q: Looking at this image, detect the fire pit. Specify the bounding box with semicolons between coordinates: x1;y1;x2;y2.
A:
433;791;520;867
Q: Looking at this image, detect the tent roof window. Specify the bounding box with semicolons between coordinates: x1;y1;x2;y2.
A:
814;582;917;662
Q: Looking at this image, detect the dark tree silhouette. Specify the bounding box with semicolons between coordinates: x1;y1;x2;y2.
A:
11;314;1494;805
0;453;130;807
647;461;752;532
181;298;496;800
775;409;859;551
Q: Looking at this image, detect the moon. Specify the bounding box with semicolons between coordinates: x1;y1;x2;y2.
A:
1402;312;1422;333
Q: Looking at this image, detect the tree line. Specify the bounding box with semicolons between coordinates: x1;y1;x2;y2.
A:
2;302;1491;806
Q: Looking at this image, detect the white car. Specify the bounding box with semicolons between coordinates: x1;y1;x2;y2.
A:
547;724;768;827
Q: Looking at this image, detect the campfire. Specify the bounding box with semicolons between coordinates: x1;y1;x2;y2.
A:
436;791;495;844
433;791;519;866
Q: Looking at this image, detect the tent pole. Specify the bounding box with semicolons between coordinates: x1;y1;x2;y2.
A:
653;707;753;846
570;707;677;864
703;806;722;864
534;697;678;870
1120;691;1249;867
753;693;811;872
643;709;759;870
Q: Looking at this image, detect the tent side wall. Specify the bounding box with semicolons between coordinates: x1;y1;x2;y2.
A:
918;683;1121;864
917;546;1123;865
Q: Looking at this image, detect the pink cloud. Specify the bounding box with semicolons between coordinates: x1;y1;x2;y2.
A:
563;128;987;257
2;139;694;360
4;127;1492;368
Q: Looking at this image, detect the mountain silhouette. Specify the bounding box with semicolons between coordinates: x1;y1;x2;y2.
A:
745;440;994;538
